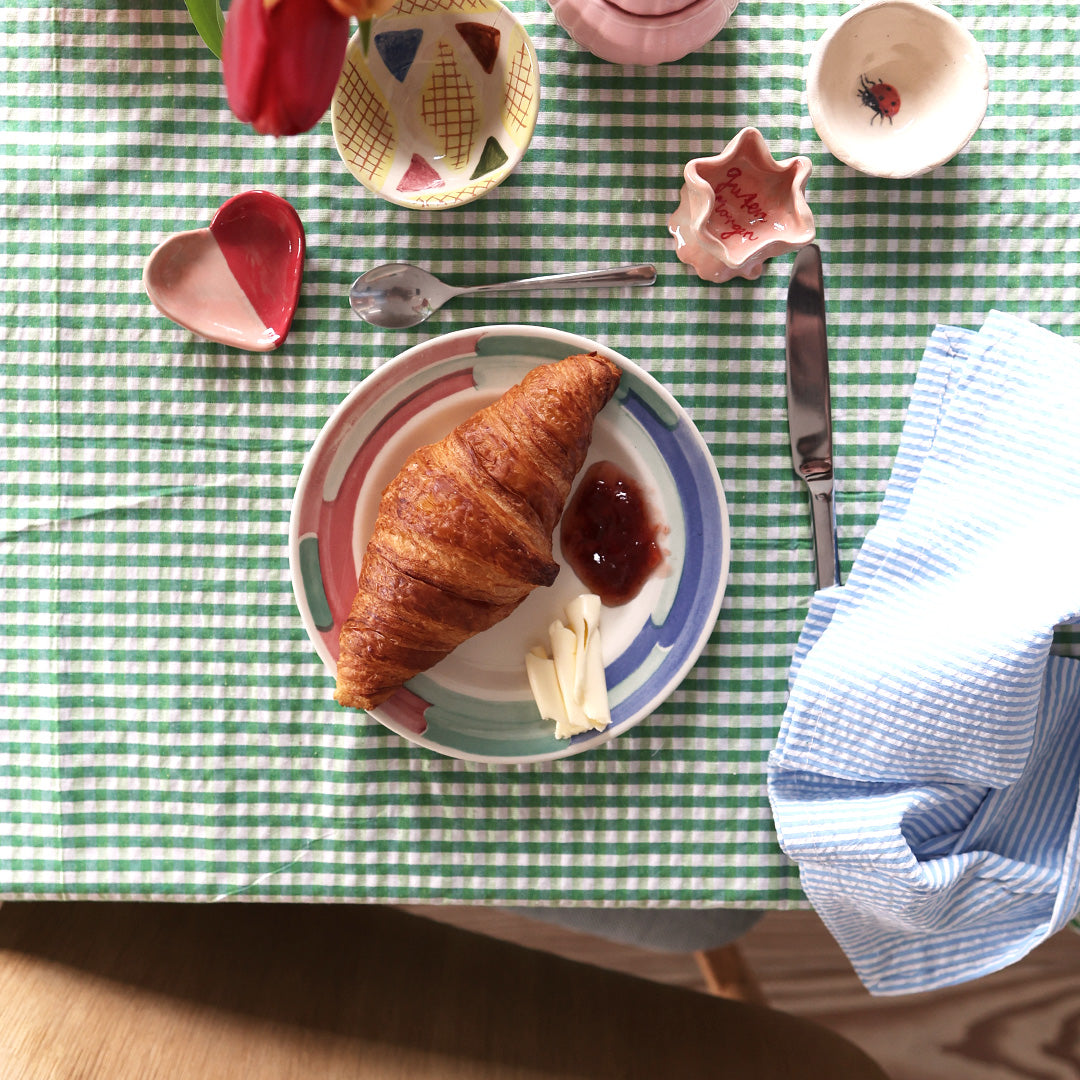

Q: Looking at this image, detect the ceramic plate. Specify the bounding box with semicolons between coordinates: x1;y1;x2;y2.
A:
331;0;540;210
289;326;730;763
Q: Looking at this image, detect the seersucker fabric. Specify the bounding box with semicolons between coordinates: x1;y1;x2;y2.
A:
769;311;1080;995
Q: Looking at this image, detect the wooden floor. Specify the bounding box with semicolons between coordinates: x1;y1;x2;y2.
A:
407;905;1080;1080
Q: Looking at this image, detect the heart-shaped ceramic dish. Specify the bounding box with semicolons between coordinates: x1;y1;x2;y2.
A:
143;190;305;351
331;0;540;209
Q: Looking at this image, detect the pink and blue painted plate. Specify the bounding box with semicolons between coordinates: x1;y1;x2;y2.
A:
288;326;730;762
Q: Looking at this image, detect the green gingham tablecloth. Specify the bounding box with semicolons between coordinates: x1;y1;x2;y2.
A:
2;1;1078;903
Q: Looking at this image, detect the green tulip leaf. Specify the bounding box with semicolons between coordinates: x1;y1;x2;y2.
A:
184;0;226;59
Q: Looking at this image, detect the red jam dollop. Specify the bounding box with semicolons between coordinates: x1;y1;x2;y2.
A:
560;461;663;606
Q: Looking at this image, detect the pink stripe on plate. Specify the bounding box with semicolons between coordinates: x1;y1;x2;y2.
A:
377;686;431;734
315;368;478;660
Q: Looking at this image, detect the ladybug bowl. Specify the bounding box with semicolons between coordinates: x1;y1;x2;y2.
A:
806;0;989;179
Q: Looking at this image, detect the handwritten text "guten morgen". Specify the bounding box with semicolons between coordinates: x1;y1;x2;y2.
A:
708;167;768;242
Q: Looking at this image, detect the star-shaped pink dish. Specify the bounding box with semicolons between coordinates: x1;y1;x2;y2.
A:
668;127;815;284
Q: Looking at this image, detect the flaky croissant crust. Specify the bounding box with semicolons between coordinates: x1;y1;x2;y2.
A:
335;352;621;711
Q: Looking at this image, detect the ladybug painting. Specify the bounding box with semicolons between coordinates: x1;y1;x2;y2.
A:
858;74;901;124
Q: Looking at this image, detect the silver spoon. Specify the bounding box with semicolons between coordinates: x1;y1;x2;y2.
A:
349;262;657;329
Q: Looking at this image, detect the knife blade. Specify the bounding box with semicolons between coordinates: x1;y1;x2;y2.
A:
785;243;841;590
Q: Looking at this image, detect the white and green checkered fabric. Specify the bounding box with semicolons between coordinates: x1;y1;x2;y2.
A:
2;1;1078;903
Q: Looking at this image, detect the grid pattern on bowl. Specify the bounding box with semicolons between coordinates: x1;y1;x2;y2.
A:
503;39;536;138
411;179;496;206
420;40;480;171
335;57;395;185
396;0;489;16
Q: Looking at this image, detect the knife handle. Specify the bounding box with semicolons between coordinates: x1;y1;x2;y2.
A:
806;478;841;590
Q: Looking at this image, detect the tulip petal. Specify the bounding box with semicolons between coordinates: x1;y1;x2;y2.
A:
222;0;270;127
223;0;350;136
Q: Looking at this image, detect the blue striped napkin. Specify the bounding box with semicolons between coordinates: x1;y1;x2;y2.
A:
768;311;1080;995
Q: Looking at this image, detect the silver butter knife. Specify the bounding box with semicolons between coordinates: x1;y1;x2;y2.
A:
785;244;842;590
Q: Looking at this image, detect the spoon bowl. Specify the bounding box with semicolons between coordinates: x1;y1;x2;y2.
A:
349;263;657;329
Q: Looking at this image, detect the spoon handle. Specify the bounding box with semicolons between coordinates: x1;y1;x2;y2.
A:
460;264;657;297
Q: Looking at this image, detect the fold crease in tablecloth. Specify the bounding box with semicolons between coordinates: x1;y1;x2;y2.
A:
768;311;1080;995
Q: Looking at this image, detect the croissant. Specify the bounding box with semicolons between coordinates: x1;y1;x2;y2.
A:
335;351;622;710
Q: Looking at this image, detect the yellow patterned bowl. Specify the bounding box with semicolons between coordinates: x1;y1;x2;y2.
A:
331;0;540;210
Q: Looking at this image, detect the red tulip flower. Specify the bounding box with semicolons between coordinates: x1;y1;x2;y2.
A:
222;0;351;137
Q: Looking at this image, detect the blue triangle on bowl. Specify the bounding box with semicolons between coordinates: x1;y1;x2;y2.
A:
375;29;423;83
